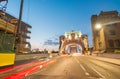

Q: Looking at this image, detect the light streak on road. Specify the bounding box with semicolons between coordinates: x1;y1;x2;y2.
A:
0;60;42;73
3;60;56;79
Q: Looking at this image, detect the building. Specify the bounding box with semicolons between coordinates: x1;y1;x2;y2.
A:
0;10;32;53
91;10;120;52
59;30;89;54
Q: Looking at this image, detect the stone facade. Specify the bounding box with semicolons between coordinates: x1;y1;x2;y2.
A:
91;11;120;52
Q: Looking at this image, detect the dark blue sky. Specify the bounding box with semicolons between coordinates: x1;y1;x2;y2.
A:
6;0;120;50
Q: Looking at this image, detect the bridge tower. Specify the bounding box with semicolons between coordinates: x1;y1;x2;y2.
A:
59;30;89;54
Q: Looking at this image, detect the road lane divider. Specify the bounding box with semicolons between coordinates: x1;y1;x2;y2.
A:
91;67;107;79
74;57;90;76
3;60;56;79
76;56;108;79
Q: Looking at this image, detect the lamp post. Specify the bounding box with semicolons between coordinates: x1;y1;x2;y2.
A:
95;23;102;55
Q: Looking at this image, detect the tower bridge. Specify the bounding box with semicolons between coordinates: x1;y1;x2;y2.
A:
59;30;89;54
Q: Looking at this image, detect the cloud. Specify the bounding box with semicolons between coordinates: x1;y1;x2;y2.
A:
43;36;59;46
44;39;59;45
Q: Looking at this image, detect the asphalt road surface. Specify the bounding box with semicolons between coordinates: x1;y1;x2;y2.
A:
0;54;120;79
24;54;120;79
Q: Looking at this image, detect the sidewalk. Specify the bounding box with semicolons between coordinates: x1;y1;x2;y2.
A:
91;51;120;65
92;51;120;59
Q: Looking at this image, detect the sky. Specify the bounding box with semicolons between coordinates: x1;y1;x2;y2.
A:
4;0;120;50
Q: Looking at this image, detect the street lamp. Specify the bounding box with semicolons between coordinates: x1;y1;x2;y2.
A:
95;23;102;54
96;24;102;29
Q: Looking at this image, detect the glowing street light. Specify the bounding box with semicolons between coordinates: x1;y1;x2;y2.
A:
95;20;120;30
96;24;102;29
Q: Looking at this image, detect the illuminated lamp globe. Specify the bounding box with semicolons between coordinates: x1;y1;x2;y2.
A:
96;24;102;29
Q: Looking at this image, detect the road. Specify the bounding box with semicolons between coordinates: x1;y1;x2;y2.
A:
24;54;120;79
0;54;120;79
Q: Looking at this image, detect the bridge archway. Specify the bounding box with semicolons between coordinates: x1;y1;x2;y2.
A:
65;44;82;54
59;30;89;54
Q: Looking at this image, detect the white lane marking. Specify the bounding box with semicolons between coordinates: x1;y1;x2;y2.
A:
40;65;43;68
74;57;90;76
79;63;86;72
91;67;107;79
85;72;90;76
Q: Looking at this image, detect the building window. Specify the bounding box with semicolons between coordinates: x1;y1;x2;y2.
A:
109;30;116;35
115;40;120;47
108;40;114;47
112;23;117;27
